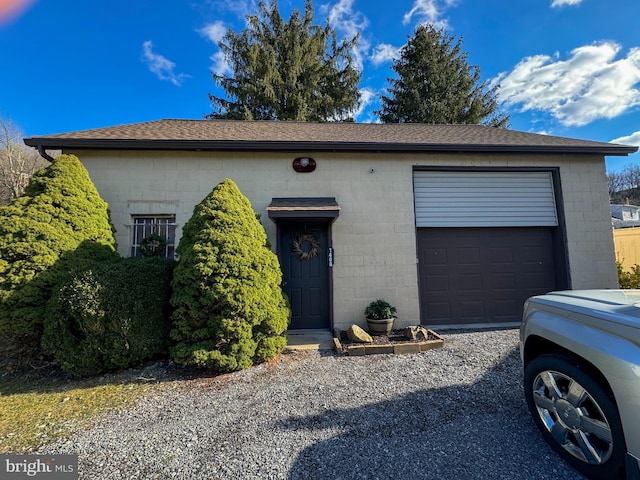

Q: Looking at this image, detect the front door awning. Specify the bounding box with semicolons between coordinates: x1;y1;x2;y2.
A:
267;197;340;221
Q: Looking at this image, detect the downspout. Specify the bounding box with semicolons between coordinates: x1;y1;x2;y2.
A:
37;144;56;163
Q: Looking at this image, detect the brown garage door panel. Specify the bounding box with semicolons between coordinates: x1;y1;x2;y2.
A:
418;227;557;325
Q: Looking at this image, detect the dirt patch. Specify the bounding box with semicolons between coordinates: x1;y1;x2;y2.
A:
337;329;440;346
335;328;444;355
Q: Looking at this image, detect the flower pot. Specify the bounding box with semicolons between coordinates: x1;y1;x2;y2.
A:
366;317;394;335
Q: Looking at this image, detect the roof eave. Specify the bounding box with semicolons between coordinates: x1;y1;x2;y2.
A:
23;138;639;156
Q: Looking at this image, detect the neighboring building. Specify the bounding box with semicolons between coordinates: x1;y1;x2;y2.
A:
24;120;638;331
611;203;640;224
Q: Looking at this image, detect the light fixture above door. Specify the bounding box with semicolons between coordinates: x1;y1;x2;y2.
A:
292;157;316;173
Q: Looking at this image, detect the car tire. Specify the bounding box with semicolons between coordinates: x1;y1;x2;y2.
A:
524;354;626;480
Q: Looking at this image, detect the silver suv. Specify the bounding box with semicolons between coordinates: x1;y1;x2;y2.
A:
520;290;640;480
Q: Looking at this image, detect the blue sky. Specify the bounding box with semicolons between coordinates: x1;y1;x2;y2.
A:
1;0;639;172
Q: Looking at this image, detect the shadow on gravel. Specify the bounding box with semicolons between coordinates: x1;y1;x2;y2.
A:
279;348;586;480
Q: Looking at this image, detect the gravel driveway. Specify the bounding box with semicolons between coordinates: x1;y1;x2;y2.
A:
40;328;585;479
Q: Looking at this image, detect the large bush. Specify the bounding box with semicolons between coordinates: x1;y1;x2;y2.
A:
0;154;117;348
42;256;175;377
617;261;640;289
170;178;289;371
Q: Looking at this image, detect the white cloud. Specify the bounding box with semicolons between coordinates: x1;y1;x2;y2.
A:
403;0;457;30
370;44;400;66
327;0;368;39
210;50;232;77
354;87;376;120
551;0;583;7
198;20;227;44
611;131;640;147
204;0;254;20
493;42;640;127
141;41;190;86
199;21;229;75
326;0;370;71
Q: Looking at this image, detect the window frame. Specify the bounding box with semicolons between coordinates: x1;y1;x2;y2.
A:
130;215;177;259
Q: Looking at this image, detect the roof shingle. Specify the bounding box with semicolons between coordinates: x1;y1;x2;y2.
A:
23;119;638;156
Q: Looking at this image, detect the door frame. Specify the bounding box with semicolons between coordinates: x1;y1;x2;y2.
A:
266;197;340;331
412;166;571;328
275;218;335;331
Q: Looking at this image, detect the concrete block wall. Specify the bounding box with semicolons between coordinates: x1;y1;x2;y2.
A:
73;148;617;331
76;150;422;331
557;155;618;288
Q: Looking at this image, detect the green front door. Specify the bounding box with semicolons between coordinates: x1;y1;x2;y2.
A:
279;222;330;330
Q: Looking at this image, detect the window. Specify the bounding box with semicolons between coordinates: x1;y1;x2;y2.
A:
130;215;177;259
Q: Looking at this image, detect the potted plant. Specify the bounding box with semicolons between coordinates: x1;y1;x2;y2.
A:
365;299;397;335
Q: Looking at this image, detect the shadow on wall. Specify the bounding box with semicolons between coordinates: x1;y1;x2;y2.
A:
279;348;585;480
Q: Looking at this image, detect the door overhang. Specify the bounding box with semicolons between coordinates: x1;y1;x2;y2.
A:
267;197;340;222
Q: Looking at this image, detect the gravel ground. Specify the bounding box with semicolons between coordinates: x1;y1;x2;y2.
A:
39;328;585;479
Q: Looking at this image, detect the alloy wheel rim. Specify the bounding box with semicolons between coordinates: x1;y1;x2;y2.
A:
532;370;614;465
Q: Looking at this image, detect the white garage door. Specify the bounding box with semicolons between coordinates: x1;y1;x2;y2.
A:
413;171;558;227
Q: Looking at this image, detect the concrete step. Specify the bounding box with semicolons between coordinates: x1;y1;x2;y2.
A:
285;329;334;351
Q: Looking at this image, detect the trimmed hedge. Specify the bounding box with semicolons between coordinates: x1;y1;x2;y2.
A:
0;154;117;347
42;256;176;377
170;178;290;372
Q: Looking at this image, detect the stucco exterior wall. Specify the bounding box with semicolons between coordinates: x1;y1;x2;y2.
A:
70;149;617;331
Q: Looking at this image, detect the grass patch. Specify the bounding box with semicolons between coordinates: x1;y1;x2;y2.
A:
0;366;170;454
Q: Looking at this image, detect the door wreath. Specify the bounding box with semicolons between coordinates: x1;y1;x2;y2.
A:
291;233;320;261
139;233;167;257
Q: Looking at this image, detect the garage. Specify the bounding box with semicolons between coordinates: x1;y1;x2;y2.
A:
414;169;567;327
26;121;631;331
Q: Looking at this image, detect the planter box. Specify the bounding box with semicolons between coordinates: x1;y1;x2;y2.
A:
334;329;444;356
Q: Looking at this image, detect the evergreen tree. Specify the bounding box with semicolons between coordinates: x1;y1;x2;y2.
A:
377;25;509;127
170;178;289;372
208;0;361;121
0;154;117;349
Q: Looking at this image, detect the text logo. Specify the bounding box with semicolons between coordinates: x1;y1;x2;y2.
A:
1;455;78;479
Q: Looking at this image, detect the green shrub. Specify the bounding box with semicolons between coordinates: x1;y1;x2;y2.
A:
170;178;289;372
617;261;640;289
42;256;175;377
0;155;117;353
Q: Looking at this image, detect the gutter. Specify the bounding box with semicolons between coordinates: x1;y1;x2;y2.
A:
37;144;56;163
23;138;639;156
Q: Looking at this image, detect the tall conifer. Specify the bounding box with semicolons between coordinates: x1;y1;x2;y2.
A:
377;25;509;126
208;0;361;121
170;179;289;372
0;154;117;352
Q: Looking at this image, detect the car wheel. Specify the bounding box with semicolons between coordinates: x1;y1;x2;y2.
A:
524;354;626;480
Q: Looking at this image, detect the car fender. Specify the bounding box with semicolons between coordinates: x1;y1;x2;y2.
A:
522;308;640;459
